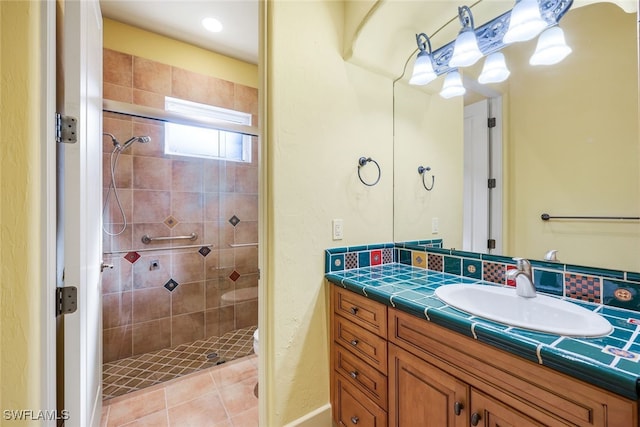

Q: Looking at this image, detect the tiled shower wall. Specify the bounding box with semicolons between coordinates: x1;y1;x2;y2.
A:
101;48;258;363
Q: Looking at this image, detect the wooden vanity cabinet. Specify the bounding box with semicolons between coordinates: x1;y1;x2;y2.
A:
330;286;639;427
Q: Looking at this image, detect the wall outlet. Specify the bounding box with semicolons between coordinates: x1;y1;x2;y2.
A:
332;219;344;240
431;217;439;234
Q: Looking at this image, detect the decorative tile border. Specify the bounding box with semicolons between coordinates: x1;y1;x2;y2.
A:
325;243;395;273
393;242;640;313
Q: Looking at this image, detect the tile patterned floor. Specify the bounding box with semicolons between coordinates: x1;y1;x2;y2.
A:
101;355;258;427
103;326;257;400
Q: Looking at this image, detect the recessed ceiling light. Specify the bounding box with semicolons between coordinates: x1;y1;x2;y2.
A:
202;17;223;33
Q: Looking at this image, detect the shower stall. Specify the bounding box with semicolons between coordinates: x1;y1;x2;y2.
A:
100;48;259;400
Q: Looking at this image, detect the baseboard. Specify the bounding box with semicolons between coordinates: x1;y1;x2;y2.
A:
282;403;332;427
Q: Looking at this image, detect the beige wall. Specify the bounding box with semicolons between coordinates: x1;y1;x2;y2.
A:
266;1;393;424
504;3;639;270
0;0;46;419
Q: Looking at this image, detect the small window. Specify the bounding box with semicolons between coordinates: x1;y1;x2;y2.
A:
164;97;252;163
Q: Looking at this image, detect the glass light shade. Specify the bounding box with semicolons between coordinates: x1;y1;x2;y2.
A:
449;28;483;68
478;52;511;84
409;50;437;85
440;71;466;99
503;0;547;44
529;26;572;65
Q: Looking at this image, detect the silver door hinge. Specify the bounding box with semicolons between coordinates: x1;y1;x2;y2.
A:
487;239;496;250
56;286;77;316
488;117;496;128
488;178;496;189
55;113;78;144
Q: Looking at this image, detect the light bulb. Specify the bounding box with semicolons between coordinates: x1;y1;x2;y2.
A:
503;0;547;44
478;52;511;84
440;71;466;99
530;26;572;65
410;50;437;85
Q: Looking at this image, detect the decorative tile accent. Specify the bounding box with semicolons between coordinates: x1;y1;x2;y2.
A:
399;249;411;265
443;256;461;276
462;259;482;280
412;252;426;268
198;246;211;257
164;279;179;292
228;215;240;227
382;248;393;264
124;251;141;264
565;273;601;303
427;254;443;272
603;279;640;311
345;252;358;269
330;254;345;272
229;270;241;282
533;269;563;296
483;261;506;284
602;346;640;362
370;250;382;266
164;215;178;228
358;252;370;268
506;265;517;287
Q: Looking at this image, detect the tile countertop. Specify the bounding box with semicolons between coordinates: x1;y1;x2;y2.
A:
326;263;640;400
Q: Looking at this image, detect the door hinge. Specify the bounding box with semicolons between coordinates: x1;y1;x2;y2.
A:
55;113;78;144
488;117;496;128
56;286;78;316
488;178;496;189
487;239;496;250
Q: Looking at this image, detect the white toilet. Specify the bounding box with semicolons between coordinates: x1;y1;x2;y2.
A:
253;328;259;355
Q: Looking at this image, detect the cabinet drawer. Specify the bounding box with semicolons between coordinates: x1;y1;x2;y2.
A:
334;374;387;427
333;286;387;337
334;315;387;374
334;343;388;410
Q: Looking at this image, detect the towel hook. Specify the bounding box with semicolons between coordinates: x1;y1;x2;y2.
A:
358;157;381;186
417;165;435;191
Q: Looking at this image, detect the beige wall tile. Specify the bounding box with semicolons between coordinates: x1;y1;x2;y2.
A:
104;82;133;103
132;288;171;323
171;282;205;315
171;192;203;223
132;89;165;110
171;311;205;346
103;326;133;363
206;76;235;110
172;159;204;192
104;49;133;87
205;307;235;338
103;291;133;329
233;85;258;116
171;251;204;284
132;190;170;223
234;165;258;194
204;193;221;222
235;300;258;330
133;57;171;95
131;318;171;355
133;156;171;190
203;160;221;193
132;252;171;289
171;67;210;105
170;222;204;247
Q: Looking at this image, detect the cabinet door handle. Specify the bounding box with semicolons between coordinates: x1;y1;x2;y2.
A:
470;412;481;426
350;339;359;346
454;401;463;416
349;370;359;379
350;306;359;315
350;416;359;424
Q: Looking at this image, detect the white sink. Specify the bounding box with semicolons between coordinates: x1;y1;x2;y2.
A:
434;284;612;337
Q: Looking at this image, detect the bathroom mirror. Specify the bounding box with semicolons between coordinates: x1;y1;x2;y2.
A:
392;1;640;272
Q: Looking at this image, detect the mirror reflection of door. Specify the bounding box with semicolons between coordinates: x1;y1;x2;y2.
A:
463;98;503;254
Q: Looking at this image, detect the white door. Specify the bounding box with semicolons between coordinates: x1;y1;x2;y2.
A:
57;1;103;426
463;98;503;254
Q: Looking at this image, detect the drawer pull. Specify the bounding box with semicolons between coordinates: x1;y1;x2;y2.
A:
470;412;481;426
350;306;359;315
350;339;359;346
454;401;463;416
349;370;359;379
350;416;359;424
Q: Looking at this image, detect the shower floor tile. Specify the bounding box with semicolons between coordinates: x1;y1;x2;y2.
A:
103;325;256;400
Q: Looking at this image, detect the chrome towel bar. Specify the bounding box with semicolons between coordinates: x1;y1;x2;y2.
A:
103;243;213;255
229;243;259;247
141;232;197;244
541;213;640;221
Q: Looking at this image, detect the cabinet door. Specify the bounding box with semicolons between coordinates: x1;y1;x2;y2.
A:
470;389;545;427
389;344;468;427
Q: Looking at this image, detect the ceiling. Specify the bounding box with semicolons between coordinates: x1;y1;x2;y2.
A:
99;0;259;64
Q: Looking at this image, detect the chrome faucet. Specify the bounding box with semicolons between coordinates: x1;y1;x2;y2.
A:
506;258;536;298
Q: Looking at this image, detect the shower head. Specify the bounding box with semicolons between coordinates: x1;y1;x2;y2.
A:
120;135;151;151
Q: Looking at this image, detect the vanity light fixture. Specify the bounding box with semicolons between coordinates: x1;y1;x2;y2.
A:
440;70;466;99
478;52;511;84
449;6;483;68
503;0;547;44
409;33;438;86
529;26;572;65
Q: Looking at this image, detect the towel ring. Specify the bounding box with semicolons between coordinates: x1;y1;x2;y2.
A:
358;157;381;186
418;165;435;191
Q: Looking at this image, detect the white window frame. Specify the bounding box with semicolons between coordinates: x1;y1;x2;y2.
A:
164;96;252;163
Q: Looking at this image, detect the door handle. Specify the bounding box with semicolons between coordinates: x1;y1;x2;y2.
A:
100;261;114;272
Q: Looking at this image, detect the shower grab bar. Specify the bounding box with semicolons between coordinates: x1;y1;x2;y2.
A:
141;233;197;244
103;243;213;255
229;243;259;247
541;213;640;221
